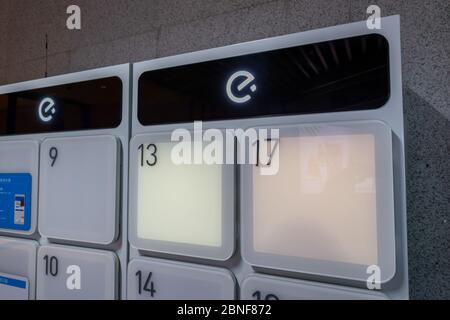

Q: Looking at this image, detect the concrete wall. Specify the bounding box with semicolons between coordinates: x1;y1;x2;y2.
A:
0;0;448;299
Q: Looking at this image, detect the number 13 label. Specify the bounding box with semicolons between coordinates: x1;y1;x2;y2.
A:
138;144;157;167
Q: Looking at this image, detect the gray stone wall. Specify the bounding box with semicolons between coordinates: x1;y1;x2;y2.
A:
0;0;448;299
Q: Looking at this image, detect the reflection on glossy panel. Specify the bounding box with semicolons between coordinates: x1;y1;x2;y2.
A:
242;121;396;283
253;133;378;266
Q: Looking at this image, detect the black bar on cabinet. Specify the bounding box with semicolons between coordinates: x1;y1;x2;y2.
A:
0;77;122;136
138;34;390;126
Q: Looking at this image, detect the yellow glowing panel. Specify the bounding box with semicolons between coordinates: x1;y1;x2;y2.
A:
252;134;378;266
137;142;222;247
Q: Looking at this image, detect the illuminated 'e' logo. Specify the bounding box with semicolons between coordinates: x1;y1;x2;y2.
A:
226;71;257;104
38;98;56;122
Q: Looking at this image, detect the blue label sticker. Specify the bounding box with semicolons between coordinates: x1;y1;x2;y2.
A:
0;275;27;289
0;273;29;299
0;173;32;231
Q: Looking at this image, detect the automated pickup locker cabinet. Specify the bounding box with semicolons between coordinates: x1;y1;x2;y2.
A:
130;15;408;299
0;65;130;300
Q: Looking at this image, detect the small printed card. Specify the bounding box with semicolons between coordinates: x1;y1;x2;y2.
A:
0;173;32;231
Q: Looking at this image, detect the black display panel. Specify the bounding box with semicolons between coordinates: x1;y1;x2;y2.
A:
138;34;390;125
0;77;122;136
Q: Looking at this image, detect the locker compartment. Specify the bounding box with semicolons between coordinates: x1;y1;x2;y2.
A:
241;121;396;284
0;140;39;235
0;237;38;300
127;257;236;300
39;135;120;245
129;132;235;261
241;274;388;300
36;245;118;300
